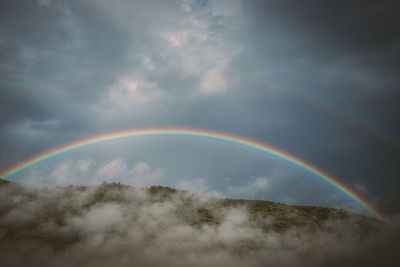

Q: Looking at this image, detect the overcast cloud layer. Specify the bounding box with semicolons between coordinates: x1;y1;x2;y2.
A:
1;0;400;217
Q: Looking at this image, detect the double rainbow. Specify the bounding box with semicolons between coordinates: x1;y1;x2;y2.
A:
0;127;388;222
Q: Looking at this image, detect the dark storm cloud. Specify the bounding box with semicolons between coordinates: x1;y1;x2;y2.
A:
232;0;400;193
0;91;47;125
242;0;400;63
240;0;400;120
0;0;145;149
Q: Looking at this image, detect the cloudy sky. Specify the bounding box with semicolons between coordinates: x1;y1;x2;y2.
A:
1;0;399;216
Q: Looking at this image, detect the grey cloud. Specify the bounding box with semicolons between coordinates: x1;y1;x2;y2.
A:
0;0;399;219
242;0;400;62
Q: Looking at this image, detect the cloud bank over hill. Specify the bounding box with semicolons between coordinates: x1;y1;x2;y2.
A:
0;181;399;267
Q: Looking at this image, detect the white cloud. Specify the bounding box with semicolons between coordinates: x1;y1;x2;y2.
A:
158;15;241;95
92;77;166;120
76;159;95;172
176;176;272;200
127;162;165;187
226;177;270;199
200;68;227;94
82;0;244;126
99;0;241;94
175;177;224;197
96;158;127;180
94;159;165;186
19;158;164;187
69;203;124;233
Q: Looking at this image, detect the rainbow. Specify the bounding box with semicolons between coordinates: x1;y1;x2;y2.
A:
0;127;388;222
234;73;400;151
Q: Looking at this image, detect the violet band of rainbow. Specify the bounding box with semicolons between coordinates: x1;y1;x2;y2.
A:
0;127;388;222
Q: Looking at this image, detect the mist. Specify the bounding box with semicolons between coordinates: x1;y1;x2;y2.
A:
0;181;399;267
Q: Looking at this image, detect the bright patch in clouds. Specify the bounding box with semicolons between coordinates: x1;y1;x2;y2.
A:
93;77;165;119
20;158;164;187
157;11;241;94
175;176;271;200
226;177;270;199
175;177;224;198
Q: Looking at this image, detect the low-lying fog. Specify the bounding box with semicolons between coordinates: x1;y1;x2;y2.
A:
0;181;399;267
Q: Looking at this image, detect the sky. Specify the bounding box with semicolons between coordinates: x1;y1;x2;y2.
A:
0;0;399;217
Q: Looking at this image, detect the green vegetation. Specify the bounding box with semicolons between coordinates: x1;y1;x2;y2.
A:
0;181;381;240
0;180;387;266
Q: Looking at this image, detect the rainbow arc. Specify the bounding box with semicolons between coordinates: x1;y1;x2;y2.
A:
0;127;388;222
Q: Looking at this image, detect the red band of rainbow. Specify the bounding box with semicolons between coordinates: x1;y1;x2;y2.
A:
0;127;388;222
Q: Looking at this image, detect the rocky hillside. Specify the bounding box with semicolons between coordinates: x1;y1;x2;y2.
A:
0;180;398;267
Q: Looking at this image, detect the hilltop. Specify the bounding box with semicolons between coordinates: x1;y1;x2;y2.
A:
0;180;398;267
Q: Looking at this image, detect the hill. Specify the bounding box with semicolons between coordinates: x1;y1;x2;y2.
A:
0;180;398;266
